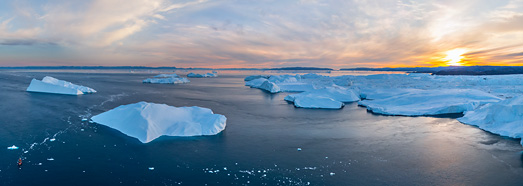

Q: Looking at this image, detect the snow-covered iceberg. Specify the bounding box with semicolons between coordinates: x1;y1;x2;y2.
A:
244;75;269;81
187;72;217;78
91;102;227;143
358;89;502;116
26;76;96;95
458;96;523;146
143;77;189;84
284;87;360;109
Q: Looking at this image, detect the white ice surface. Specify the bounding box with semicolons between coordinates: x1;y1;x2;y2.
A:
143;77;190;84
187;72;217;78
154;74;180;78
458;96;523;145
91;102;227;143
359;89;502;116
26;76;96;95
284;87;360;109
7;145;18;150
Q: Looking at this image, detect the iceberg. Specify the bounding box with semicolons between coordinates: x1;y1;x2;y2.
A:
359;89;502;116
91;102;227;143
26;76;96;95
143;77;190;84
259;81;281;93
154;74;180;78
7;145;18;150
284;88;360;109
245;78;268;88
244;75;269;81
458;96;523;145
187;72;217;78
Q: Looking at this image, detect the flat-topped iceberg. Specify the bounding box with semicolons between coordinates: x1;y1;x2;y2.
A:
458;96;523;146
26;76;96;95
187;72;217;78
143;77;189;84
359;89;502;116
284;87;360;109
91;102;226;143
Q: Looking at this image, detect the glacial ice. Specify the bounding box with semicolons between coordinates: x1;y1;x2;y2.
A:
7;145;18;150
359;89;502;116
284;87;360;109
154;74;180;78
458;96;523;143
26;76;96;95
143;77;190;84
91;102;227;143
244;75;269;81
187;72;218;78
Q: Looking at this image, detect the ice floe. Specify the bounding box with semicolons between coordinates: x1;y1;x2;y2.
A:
187;72;217;78
143;77;190;84
91;102;227;143
458;96;523;145
26;76;96;95
154;74;180;78
285;87;360;109
359;89;502;116
7;145;18;150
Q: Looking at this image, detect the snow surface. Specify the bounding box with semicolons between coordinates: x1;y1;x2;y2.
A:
359;89;501;116
458;96;523;143
143;77;190;84
187;72;218;78
91;102;227;143
26;76;96;95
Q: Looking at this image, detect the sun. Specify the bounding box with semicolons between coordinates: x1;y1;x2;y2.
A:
444;48;467;66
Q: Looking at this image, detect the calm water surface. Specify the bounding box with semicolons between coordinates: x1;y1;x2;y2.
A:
0;70;522;185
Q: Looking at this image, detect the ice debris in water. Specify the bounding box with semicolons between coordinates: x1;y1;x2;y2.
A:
148;167;155;170
47;158;54;161
330;172;335;176
7;145;19;150
297;148;302;151
81;118;88;122
50;138;56;142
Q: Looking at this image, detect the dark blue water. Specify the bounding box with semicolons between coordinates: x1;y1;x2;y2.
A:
1;70;523;185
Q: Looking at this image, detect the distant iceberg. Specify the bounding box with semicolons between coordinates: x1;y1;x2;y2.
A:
187;72;217;78
154;74;180;78
284;87;360;109
458;96;523;146
26;76;96;95
143;77;189;84
91;102;227;143
359;89;502;116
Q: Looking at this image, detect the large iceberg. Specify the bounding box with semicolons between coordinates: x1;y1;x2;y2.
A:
187;72;217;78
26;76;96;95
458;96;523;146
358;89;502;116
143;77;189;84
284;87;360;109
91;102;227;143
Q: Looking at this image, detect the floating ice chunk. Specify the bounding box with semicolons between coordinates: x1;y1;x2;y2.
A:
81;118;88;122
91;102;227;143
50;138;56;142
148;167;155;170
26;76;96;95
458;96;523;146
47;158;54;161
143;77;190;84
284;87;360;109
297;148;302;151
187;72;217;78
330;172;335;176
359;89;502;116
154;74;179;78
244;75;269;81
7;145;18;150
245;78;268;88
259;81;281;93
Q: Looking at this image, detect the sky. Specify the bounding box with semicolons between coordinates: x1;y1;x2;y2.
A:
0;0;522;68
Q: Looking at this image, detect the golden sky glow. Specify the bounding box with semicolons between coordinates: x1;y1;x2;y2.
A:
0;0;523;68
